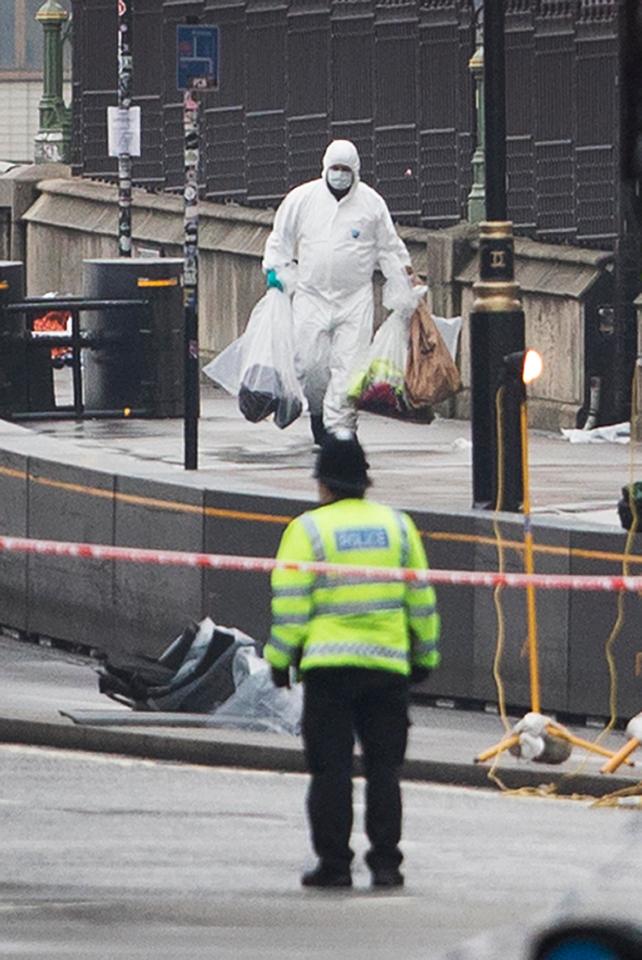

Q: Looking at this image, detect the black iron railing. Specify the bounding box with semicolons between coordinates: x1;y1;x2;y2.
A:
2;297;152;420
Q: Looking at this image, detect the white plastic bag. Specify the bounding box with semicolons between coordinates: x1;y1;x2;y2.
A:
433;315;462;362
381;269;428;320
348;311;410;416
209;654;303;736
203;286;304;429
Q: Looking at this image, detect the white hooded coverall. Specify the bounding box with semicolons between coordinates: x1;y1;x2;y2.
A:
262;140;411;433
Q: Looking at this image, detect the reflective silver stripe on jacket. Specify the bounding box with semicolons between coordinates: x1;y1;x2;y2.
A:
304;643;408;662
407;604;437;618
272;613;309;625
268;634;296;655
273;585;312;598
393;509;410;566
413;639;439;655
313;598;404;616
300;513;325;561
315;574;403;590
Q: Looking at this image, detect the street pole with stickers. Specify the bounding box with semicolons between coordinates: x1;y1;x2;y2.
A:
177;23;219;470
116;0;133;257
108;1;141;252
182;84;201;471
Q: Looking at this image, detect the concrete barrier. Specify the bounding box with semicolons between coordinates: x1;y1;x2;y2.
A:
0;443;640;721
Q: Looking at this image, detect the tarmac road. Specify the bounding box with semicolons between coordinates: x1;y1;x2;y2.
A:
1;743;640;960
2;381;641;958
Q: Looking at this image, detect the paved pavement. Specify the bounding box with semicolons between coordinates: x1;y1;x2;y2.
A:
1;380;641;795
8;377;638;522
0;634;639;799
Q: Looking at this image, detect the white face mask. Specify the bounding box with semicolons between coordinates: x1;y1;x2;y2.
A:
327;168;353;191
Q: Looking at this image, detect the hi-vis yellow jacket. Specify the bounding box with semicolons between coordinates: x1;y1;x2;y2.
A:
264;498;440;676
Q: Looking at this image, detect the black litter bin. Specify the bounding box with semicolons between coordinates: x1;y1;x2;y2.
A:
83;258;184;417
0;261;54;417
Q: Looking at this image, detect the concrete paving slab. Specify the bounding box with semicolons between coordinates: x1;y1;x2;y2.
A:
10;382;642;520
0;635;639;799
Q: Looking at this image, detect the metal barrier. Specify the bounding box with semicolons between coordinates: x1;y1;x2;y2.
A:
2;296;151;420
0;258;185;421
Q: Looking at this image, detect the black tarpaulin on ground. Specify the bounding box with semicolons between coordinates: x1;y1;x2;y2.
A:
97;618;302;734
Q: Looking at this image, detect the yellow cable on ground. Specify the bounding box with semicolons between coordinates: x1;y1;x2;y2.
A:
492;369;642;810
582;363;641;763
485;365;642;803
591;782;642;808
491;385;511;735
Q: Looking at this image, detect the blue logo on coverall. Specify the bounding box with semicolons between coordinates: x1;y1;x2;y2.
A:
351;228;361;238
335;527;389;551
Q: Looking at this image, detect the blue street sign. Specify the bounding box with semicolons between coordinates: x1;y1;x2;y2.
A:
177;25;219;90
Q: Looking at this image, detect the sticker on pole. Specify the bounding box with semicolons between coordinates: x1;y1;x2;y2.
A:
107;106;141;157
177;25;219;90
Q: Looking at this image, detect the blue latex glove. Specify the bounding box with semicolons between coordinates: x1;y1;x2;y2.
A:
266;268;284;292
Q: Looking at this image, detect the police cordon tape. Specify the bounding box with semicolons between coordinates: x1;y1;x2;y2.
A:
1;534;642;593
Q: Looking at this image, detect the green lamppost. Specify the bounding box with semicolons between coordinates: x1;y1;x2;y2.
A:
34;0;71;164
467;39;486;224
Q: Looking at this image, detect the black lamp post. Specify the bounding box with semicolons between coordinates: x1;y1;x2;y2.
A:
469;0;526;510
482;0;506;221
470;222;525;509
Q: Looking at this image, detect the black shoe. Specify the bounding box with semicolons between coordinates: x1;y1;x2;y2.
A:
371;867;404;888
310;414;327;446
301;865;352;888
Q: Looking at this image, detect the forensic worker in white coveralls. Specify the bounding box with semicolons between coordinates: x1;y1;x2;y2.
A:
262;139;412;445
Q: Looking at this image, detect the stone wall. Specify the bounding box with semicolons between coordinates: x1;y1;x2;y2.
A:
426;225;614;431
21;177;430;367
4;173;616;430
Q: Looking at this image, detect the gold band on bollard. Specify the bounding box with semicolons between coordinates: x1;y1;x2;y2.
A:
472;220;521;312
479;220;513;239
472;280;522;313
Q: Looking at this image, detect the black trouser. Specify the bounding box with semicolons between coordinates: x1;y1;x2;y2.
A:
302;667;410;874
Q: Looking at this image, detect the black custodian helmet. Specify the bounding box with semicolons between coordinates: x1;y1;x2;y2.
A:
314;430;371;495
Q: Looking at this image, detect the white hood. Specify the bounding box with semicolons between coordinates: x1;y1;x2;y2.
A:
321;140;361;181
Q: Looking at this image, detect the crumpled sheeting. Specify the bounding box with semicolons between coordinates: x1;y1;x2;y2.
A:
508;711;573;764
626;712;642;741
561;422;630;444
209;651;302;736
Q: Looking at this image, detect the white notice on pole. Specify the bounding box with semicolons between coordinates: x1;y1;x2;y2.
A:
107;106;142;157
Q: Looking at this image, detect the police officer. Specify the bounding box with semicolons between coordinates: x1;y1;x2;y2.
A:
264;432;440;889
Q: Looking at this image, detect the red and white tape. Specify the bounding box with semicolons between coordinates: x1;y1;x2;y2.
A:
0;534;641;594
